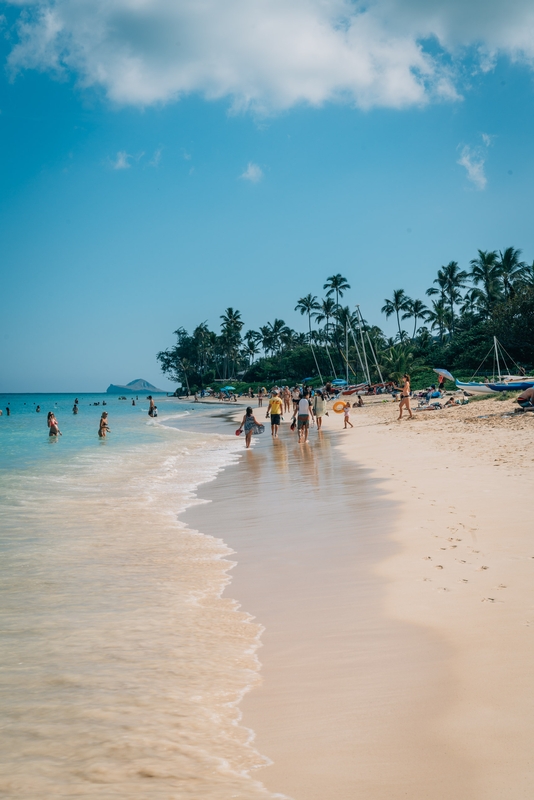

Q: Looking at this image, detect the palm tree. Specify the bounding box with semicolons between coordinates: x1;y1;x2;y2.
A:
243;330;260;366
442;261;468;333
314;297;337;377
516;260;534;290
469;250;502;317
425;299;450;342
220;307;244;378
497;247;525;300
259;325;274;357
402;298;427;339
295;294;320;341
295;294;323;381
323;274;351;310
267;318;288;354
381;289;411;339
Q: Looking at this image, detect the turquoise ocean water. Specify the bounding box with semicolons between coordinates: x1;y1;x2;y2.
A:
0;394;278;799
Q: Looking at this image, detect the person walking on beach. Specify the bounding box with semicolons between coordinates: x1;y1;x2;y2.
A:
98;412;111;438
47;412;61;437
237;407;263;449
396;374;414;420
313;390;326;430
266;390;283;438
282;386;291;414
258;387;264;407
343;402;354;429
294;391;314;443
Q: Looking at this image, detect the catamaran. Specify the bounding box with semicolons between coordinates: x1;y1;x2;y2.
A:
435;337;534;395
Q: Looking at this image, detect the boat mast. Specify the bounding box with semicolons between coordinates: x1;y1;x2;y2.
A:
356;306;371;385
494;336;502;382
345;323;349;387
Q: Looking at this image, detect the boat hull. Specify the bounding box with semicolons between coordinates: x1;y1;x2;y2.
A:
456;380;534;394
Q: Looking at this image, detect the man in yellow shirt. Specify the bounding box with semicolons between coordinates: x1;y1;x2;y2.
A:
266;390;283;438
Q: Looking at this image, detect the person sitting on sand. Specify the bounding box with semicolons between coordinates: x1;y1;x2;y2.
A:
396;374;414;420
98;412;111;438
266;390;283;438
237;407;262;449
517;386;534;409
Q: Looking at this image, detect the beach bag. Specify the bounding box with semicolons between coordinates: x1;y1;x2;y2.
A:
253;424;265;435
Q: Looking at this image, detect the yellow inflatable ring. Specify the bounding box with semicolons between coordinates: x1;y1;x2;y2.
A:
333;401;346;414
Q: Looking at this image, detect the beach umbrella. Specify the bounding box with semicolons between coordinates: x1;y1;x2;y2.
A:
302;377;314;383
223;385;236;390
331;379;348;385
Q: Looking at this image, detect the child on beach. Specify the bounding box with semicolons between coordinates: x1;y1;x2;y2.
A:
237;407;263;448
343;402;353;429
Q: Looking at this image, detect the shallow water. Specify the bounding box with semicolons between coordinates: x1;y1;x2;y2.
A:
0;395;279;799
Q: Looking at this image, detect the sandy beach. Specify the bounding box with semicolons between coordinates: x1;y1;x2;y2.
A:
183;394;534;799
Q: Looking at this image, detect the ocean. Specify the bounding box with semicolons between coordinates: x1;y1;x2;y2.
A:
0;393;280;799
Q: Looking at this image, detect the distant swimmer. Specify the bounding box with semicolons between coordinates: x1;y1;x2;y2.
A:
47;412;61;437
102;401;107;406
73;404;78;414
148;396;157;417
6;406;10;416
74;398;79;405
98;412;111;438
132;399;136;406
36;405;41;413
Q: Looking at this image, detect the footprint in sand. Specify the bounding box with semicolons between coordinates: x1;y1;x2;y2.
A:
423;556;432;560
479;565;489;570
435;565;444;570
482;597;495;602
498;584;507;589
461;579;468;583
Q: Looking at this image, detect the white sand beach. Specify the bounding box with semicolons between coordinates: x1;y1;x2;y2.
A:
185;395;534;799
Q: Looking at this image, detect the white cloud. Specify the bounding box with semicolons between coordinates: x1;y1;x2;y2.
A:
149;147;162;166
240;162;263;183
457;145;487;190
112;150;131;170
5;0;534;113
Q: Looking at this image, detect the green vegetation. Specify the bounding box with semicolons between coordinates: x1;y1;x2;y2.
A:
157;249;534;393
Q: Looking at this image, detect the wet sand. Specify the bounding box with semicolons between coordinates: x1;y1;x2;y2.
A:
183;410;472;799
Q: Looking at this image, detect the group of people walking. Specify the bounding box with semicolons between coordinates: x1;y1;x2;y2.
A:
238;387;332;447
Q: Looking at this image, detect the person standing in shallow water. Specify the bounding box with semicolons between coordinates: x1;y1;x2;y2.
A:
98;412;111;438
313;390;326;430
266;390;283;438
47;412;61;437
237;407;262;449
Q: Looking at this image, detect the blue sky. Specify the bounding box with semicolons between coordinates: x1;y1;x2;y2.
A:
2;0;534;392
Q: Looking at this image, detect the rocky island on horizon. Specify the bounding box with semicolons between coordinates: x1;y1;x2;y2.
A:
106;378;165;394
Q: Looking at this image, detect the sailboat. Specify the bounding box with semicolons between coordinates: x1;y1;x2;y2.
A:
435;337;534;395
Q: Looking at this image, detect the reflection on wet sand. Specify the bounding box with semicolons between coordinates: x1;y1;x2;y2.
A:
184;412;472;800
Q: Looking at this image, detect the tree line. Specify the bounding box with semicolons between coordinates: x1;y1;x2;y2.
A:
157;249;534;390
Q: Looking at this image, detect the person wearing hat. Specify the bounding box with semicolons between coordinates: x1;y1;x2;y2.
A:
266;390;283;438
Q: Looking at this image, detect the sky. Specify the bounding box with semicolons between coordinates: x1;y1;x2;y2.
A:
2;0;534;392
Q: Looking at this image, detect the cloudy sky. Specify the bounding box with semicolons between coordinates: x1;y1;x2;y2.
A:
2;0;534;391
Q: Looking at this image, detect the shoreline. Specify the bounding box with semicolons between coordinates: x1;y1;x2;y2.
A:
180;393;534;798
181;403;469;799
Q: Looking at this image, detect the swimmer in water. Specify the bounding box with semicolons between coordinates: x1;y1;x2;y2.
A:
73;404;78;414
98;412;111;438
48;412;61;436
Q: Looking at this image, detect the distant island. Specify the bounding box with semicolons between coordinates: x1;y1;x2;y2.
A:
106;378;165;394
